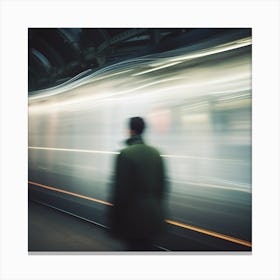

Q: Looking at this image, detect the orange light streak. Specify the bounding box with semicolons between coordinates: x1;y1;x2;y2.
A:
28;181;113;206
165;219;251;248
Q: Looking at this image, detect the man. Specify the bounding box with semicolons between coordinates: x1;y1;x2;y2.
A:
109;117;167;251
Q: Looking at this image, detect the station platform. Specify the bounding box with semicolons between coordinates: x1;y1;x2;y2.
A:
28;200;124;252
28;198;251;252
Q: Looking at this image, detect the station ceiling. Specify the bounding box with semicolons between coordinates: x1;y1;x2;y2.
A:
28;28;237;93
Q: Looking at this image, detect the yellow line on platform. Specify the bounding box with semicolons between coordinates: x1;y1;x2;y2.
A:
28;180;113;206
28;180;251;248
165;219;251;248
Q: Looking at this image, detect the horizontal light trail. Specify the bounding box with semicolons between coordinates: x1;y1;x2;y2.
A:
28;146;246;164
161;154;244;164
132;61;182;76
28;180;113;206
28;180;251;248
165;219;251;248
29;146;250;193
29;146;119;155
171;179;251;193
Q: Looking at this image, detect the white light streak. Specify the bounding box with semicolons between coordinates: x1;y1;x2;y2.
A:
168;37;252;63
28;146;119;155
132;61;183;76
28;146;248;164
170;179;251;193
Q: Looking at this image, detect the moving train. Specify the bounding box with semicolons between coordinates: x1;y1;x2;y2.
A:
28;29;252;251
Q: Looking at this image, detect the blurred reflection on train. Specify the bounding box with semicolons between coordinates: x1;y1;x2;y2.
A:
28;29;252;246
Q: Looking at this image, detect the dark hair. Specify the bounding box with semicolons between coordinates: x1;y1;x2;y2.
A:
129;117;145;135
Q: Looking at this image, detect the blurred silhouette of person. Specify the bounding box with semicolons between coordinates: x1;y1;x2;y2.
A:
109;117;168;251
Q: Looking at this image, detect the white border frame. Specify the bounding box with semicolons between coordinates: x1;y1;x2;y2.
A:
1;1;279;279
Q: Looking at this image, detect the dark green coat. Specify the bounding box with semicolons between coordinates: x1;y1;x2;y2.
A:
109;135;167;240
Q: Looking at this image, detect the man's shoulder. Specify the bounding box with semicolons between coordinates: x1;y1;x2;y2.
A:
120;143;161;157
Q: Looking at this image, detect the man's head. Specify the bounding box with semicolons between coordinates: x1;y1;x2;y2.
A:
129;117;145;136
